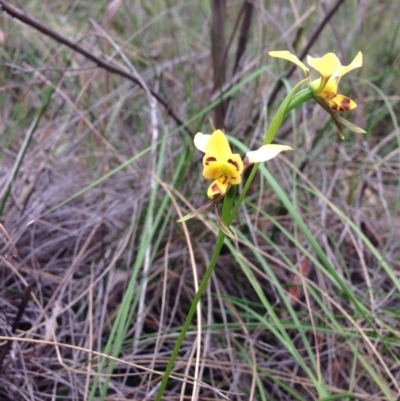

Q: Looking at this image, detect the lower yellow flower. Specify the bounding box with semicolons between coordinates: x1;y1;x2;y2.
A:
195;129;292;198
196;130;244;197
178;129;293;237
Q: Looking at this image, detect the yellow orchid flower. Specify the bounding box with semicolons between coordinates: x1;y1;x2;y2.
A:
178;130;292;236
269;50;362;111
269;50;365;138
195;129;292;198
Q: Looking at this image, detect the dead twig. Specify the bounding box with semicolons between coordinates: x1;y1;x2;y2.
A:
232;0;254;77
0;224;18;258
0;286;31;372
224;0;254;129
211;0;227;129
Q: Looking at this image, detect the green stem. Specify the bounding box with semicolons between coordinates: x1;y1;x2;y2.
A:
154;189;235;401
286;86;314;113
264;79;307;144
232;79;307;215
154;231;226;401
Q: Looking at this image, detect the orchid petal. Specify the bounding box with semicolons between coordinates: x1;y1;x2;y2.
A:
207;180;230;198
215;203;236;239
194;132;211;153
324;94;357;111
315;97;346;139
337;51;363;78
336;115;366;134
269;51;309;77
246;144;293;164
204;129;233;159
307;53;341;78
319;78;338;97
307;53;341;93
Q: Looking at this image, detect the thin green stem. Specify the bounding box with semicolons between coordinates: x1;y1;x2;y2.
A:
154;187;236;400
232;79;306;216
154;233;226;401
286;86;313;113
264;79;307;144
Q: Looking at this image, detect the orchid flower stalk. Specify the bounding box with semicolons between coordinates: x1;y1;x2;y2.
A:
156;53;352;401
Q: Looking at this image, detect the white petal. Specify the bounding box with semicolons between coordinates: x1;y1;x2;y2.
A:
246;144;293;163
194;132;211;153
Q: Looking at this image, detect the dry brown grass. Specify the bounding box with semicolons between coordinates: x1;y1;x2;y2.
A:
1;0;400;400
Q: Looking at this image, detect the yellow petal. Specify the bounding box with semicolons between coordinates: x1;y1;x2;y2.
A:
324;94;357;111
194;132;211;153
319;77;338;97
204;130;233;160
202;159;243;182
269;50;309;76
202;130;243;182
337;51;362;78
207;180;230;198
307;53;341;78
246;144;293;164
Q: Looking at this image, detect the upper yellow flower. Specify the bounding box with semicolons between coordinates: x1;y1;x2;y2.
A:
269;50;362;111
195;129;292;198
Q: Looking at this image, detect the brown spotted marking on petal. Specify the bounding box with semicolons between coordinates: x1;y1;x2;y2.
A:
205;156;217;165
330;99;350;112
339;97;351;111
227;159;239;171
211;182;222;194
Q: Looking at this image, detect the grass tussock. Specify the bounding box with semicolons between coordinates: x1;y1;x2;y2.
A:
0;0;400;400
